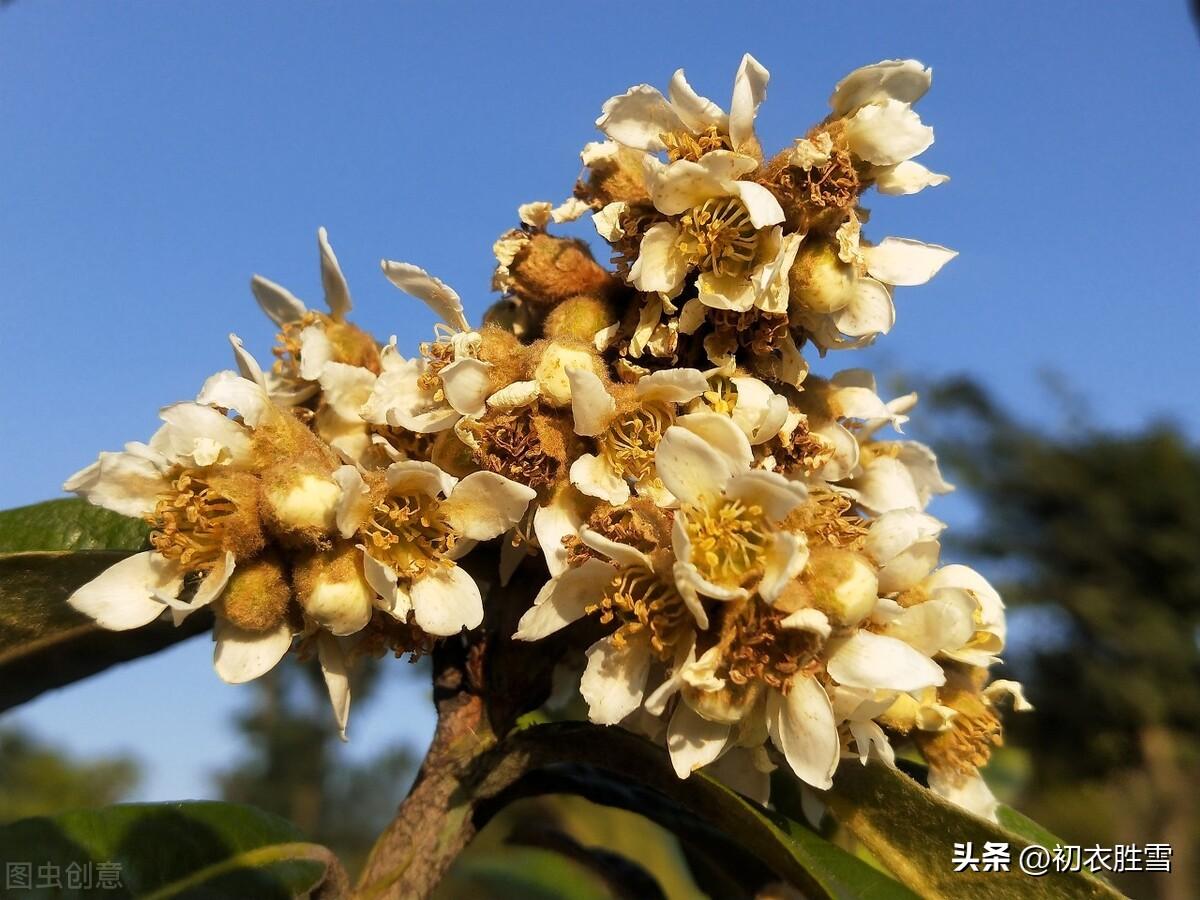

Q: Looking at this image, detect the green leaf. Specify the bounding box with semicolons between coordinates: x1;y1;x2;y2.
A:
468;723;919;900
436;846;615;900
0;498;149;553
0;552;212;712
825;760;1126;899
0;801;344;899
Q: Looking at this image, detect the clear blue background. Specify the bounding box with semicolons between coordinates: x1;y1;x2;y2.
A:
2;1;1198;801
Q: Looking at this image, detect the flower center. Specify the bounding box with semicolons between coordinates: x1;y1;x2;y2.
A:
465;412;560;489
659;124;732;163
677;197;759;279
711;598;823;693
147;471;237;572
683;498;771;588
363;493;458;580
597;403;674;483
783;489;868;551
588;562;689;660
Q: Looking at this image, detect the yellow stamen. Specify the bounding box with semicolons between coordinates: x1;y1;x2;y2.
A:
147;471;236;572
677;196;759;279
362;493;458;580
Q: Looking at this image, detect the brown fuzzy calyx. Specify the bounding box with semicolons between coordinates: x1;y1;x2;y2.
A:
915;682;1004;777
501;233;614;306
543;294;617;344
463;408;573;490
216;551;291;633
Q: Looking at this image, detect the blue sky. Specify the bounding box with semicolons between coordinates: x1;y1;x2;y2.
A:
2;1;1198;801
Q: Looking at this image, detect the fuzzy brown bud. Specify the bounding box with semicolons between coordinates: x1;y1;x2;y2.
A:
216;551;291;633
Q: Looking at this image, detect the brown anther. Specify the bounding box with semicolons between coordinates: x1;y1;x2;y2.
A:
147;470;238;572
659;125;732;163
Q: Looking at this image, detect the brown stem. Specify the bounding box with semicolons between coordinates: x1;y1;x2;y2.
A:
353;637;496;900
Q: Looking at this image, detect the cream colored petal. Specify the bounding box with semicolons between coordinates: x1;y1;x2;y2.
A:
67;551;177;630
596;83;685;153
581;632;652;725
668;701;731;778
832;278;894;337
864;238;957;287
333;465;371;537
297;325;332;382
361;550;412;621
984;679;1033;712
316;631;352;741
533;488;586;579
551;197;591;223
882;589;976;656
729;377;789;445
644;155;728;216
443;471;536;541
655;424;737;507
228;333;269;390
843;99;934;166
317;227;352;320
567;368;617;436
848;720;896;767
678;298;707;335
925;564;1006;645
677;411;754;475
629;222;690;294
154;402;253;468
760;532;809;604
729;180;785;229
780;608;831;638
386;459;457;500
829;59;932;118
192;551;236;612
815;421;859;482
197;370;273;428
518;201;553;228
250;274;307;326
872;160;949;195
213;617;292;685
440;357;492;417
318;361;377;419
570;453;631;506
579;526;652;570
64;451;167;518
844;457;920;514
897;442;955;505
704;746;771;805
636;368;709;404
728;53;769;152
826;631;945;692
486;379;541;411
513;558;614;640
767;678;840;790
380;260;470;332
411;564;483;636
866;509;946;565
667;67;727;134
593;201;628;242
695;271;755;312
877;540;941;594
724;469;807;523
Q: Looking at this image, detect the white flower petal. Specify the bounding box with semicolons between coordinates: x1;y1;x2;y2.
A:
380;261;470;332
724;469;807;523
213;618;292;685
581;632;652;725
318;362;377;420
442;471;536;541
844;457;921;515
65;451;166;519
864;238;957;287
832;278;894;337
768;677;840;790
333;465;372;538
872;160;949;196
533;489;586;579
386;459;457;500
317;227;352;320
928;769;999;823
361;550;412;620
843;99;934;166
676;412;754;475
984;679;1033;712
250;275;307;326
760;532;809;604
68;551;179;630
728;53;769;151
629;222;689;294
830;59;932;118
780;608;831;638
827;631;945;693
570;453;631;506
636;368;709;404
196;371;273;428
440;357;492;418
866;509;946;565
882;589;976;656
729;180;785;229
596;84;685;153
228;334;269;390
668;701;731;778
317;631;352;741
567;368;617;437
667;68;727;134
655;425;736;507
513;558;614;640
411;565;483;636
296;325;334;382
579;526;652;570
192;551;235;612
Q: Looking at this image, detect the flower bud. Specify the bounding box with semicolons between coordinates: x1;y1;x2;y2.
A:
544;294;617;344
803;547;878;628
325;320;382;373
216;551;291;633
292;544;374;636
530;339;608;407
261;467;341;547
498;232;613;306
788;242;856;315
579;142;651;206
478;324;529;392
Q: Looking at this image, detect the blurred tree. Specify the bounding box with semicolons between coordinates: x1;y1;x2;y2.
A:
216;657;419;877
925;377;1199;900
0;728;139;822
